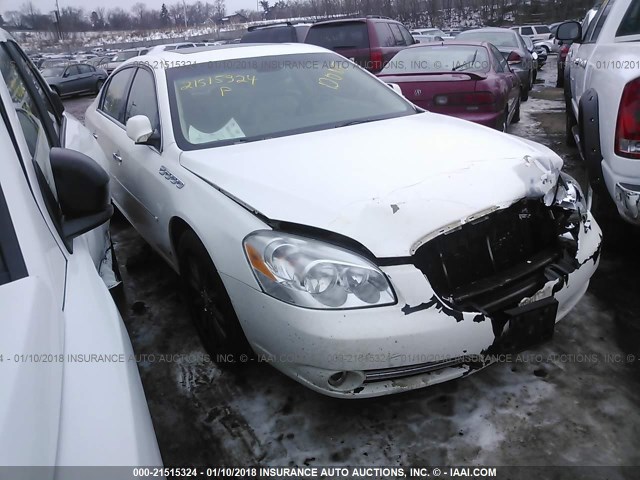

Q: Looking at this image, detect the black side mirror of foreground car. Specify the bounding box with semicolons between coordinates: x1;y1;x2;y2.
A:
556;21;582;43
50;147;113;252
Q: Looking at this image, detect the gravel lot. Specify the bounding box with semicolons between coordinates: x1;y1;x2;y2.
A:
63;59;640;475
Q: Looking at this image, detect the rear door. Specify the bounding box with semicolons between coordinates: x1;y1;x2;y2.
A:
60;64;81;95
88;66;137;215
77;64;96;92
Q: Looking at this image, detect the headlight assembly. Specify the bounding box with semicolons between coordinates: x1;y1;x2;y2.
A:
243;231;396;309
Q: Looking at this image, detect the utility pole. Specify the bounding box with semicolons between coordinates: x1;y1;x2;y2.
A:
183;0;188;29
54;0;62;40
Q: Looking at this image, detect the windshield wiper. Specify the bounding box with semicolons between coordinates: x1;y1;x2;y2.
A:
452;50;478;71
334;118;380;128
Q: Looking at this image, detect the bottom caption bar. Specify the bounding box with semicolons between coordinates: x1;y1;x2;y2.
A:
0;466;635;479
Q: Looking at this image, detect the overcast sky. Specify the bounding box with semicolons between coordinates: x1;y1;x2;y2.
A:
3;0;259;16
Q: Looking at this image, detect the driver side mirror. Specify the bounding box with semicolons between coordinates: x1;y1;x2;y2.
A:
556;21;582;43
50;147;113;252
126;115;154;144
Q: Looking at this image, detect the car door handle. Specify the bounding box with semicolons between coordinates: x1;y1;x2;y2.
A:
92;132;98;139
112;152;122;163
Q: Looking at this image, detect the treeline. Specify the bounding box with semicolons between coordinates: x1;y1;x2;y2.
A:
0;0;596;33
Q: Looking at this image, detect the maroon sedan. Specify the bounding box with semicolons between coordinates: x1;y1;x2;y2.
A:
377;41;522;131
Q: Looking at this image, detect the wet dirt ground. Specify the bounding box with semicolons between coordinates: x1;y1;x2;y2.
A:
63;59;640;474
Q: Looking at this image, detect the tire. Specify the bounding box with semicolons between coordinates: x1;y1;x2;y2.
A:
501;108;508;132
512;98;521;123
528;69;534;90
177;230;250;365
521;85;529;102
541;45;550;54
556;68;564;88
95;79;104;94
565;107;576;146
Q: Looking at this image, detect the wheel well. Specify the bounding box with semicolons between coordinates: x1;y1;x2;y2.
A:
169;217;195;271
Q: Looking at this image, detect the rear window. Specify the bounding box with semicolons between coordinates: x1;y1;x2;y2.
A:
241;27;296;43
457;31;518;48
305;22;369;50
381;45;491;74
617;0;640;37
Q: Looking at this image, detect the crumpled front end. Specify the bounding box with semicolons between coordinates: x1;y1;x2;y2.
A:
225;153;602;398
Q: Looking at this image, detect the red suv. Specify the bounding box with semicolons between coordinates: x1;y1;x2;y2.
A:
305;16;416;73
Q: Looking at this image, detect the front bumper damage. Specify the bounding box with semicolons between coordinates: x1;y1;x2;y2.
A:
221;151;602;397
225;205;601;398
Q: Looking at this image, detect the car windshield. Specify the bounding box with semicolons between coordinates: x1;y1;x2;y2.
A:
41;67;65;77
457;31;518;48
113;51;139;61
381;45;491;74
166;52;416;150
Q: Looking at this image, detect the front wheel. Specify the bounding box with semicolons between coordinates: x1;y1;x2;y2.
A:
178;230;250;365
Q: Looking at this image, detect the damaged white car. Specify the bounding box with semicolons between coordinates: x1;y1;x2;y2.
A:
85;44;602;398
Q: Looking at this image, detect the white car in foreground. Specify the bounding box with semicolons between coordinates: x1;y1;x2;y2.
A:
86;44;602;398
0;31;162;467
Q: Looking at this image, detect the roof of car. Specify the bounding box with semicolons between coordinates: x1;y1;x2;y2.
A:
118;43;330;69
312;17;399;25
407;40;492;48
459;27;517;33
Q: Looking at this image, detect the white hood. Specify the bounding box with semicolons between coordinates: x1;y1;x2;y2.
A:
180;113;562;257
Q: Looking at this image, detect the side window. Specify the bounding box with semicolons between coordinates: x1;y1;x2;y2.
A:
398;25;415;45
0;184;27;287
584;0;612;42
99;67;135;123
124;68;160;139
389;24;405;46
65;65;80;77
489;44;506;72
0;45;61;217
78;64;93;74
590;0;615;41
4;42;60;138
617;0;640;36
374;22;395;48
521;26;534;35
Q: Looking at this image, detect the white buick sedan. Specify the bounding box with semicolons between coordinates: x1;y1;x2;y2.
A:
86;44;602;398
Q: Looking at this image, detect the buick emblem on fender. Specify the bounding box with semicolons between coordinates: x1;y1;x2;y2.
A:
414;89;422;96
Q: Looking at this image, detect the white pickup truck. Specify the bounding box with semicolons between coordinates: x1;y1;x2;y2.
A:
558;0;640;224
